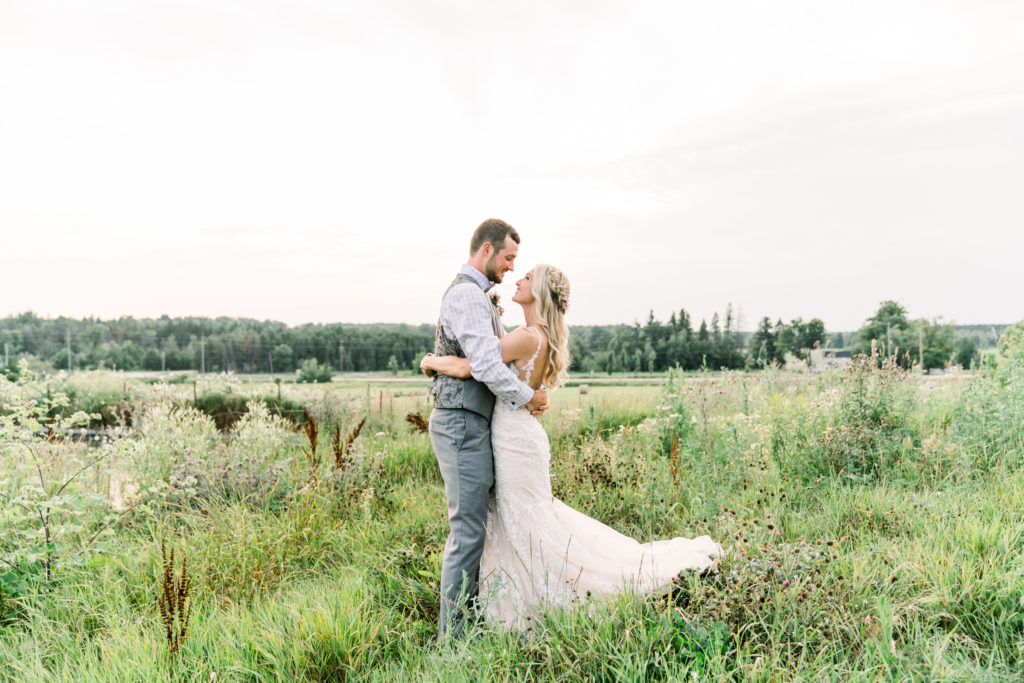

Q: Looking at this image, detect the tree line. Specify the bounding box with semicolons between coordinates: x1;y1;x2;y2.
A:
0;304;1006;377
0;313;434;375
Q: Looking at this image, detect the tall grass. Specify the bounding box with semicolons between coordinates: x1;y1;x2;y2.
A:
1;360;1022;681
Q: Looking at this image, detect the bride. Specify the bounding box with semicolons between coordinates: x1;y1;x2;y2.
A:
421;264;723;629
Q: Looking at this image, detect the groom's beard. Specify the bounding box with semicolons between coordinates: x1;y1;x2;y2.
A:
484;254;503;283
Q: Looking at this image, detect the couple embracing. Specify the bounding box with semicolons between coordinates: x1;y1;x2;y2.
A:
423;218;723;639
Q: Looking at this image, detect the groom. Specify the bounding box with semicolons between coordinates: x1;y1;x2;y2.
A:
428;218;549;640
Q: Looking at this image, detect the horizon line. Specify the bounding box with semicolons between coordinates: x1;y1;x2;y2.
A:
0;310;1015;334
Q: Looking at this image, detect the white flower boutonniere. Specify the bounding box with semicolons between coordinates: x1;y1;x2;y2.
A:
489;291;504;317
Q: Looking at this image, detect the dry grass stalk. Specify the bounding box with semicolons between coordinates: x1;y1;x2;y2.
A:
158;539;192;669
330;416;366;471
345;416;366;454
404;412;429;434
302;409;321;470
331;423;351;472
44;416;60;444
670;431;680;487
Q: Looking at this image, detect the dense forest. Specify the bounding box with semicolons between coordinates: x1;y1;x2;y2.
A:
0;306;1008;376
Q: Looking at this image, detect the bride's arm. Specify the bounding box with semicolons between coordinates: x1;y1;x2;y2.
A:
420;353;471;378
420;327;540;378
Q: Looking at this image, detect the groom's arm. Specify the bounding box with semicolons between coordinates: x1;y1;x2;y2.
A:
443;284;535;410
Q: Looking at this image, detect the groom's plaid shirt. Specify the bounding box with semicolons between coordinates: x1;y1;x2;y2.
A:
438;265;534;410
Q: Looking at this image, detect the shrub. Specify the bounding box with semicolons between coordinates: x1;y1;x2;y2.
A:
57;371;144;428
192;392;306;431
997;320;1024;362
297;359;334;384
164;400;298;509
133;401;219;484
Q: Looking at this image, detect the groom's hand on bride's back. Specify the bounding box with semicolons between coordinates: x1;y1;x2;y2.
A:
527;389;549;417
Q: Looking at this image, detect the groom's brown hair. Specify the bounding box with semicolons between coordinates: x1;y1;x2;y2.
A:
470;218;520;255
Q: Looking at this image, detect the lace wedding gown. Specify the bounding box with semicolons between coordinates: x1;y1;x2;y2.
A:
478;329;724;629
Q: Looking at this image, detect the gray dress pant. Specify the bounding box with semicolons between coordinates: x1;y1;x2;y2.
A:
429;407;493;639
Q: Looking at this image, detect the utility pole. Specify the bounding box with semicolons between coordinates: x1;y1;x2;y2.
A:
269;352;273;375
161;350;166;372
886;322;891;356
66;329;72;372
339;339;344;373
200;335;205;374
3;343;7;368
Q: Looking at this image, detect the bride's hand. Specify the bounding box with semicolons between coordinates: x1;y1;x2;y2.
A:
420;353;437;378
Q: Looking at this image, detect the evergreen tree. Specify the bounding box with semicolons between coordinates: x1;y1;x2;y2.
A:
749;317;777;368
679;309;693;341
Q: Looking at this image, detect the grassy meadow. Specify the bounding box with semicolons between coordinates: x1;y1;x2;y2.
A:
1;358;1023;681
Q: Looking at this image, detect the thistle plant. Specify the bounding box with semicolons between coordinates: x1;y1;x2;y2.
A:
674;506;850;653
134;400;218;482
158;539;191;669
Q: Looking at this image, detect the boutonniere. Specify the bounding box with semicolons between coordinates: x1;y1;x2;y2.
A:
489;291;505;316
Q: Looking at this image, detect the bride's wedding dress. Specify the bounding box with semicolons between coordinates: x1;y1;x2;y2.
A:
478;330;724;629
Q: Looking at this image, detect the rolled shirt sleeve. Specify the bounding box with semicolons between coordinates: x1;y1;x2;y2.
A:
442;283;535;409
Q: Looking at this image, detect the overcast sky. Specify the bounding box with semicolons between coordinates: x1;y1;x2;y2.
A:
1;0;1022;331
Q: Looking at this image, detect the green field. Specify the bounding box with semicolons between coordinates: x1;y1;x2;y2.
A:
1;358;1023;681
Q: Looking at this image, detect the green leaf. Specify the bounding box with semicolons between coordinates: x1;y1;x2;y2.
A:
86;553;110;569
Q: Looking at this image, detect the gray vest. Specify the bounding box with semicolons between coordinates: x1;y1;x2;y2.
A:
430;272;504;419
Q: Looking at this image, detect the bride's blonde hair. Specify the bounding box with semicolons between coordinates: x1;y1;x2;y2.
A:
531;264;570;390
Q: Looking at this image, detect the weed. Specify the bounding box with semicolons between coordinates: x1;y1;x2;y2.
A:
158;539;191;670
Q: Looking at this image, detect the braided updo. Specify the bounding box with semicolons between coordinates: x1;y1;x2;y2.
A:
531;264;571;389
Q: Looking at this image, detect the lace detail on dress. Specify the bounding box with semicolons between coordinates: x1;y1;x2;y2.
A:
494;327;545;417
513;326;543;388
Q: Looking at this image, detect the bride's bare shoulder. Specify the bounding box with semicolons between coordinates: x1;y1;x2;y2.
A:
525;326;548;346
499;326;537;362
517;325;545;339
